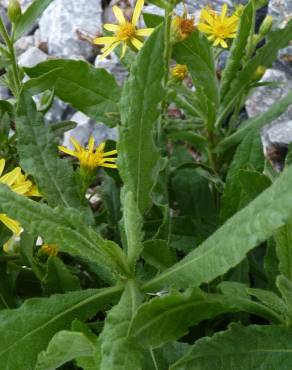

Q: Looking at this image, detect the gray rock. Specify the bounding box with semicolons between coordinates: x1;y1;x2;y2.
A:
246;68;292;170
38;0;103;59
14;35;35;56
95;52;128;85
246;68;292;120
18;46;48;67
63;112;118;149
268;0;292;28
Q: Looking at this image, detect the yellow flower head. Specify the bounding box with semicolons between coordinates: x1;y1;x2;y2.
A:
0;158;40;251
94;0;153;59
171;64;188;81
58;136;118;170
40;244;58;257
171;9;196;42
198;4;239;48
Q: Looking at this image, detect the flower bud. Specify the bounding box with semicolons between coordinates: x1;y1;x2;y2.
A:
40;244;58;257
252;65;266;82
259;15;273;37
170;64;188;81
7;0;22;24
171;13;196;43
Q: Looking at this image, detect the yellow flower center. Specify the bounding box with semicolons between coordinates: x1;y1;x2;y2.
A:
214;23;230;38
116;22;136;41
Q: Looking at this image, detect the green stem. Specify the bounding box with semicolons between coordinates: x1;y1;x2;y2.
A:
157;9;173;141
0;17;21;96
246;1;256;60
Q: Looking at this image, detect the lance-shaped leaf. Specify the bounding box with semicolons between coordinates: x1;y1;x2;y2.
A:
16;91;84;209
143;164;292;291
0;184;128;283
24;59;121;124
120;190;144;272
0;286;122;370
36;330;98;370
171;324;292;370
220;1;254;99
118;26;165;213
128;288;281;348
100;281;144;370
173;30;219;128
13;0;54;40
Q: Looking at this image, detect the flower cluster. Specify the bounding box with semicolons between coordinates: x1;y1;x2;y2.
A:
58;136;117;170
94;0;153;59
198;4;239;48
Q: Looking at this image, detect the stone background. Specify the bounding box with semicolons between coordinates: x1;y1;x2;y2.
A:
0;0;291;157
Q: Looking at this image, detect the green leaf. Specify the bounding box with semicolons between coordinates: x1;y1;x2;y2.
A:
118;26;165;213
277;275;292;316
36;330;98;370
0;184;126;283
14;0;54;41
220;2;254;99
143;164;292;291
247;287;287;317
42;256;81;294
275;222;292;281
217;19;292;126
217;90;292;153
173;30;219;127
171;324;292;370
142;239;176;271
16;91;84;209
120;190;144;272
100;280;143;370
24;60;121;124
167;131;208;153
129;288;281;348
0;285;122;370
220;130;264;222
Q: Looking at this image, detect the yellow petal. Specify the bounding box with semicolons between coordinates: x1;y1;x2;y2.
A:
131;37;143;50
70;137;82;151
0;167;21;187
102;163;118;168
88;136;95;152
198;23;213;34
132;0;144;26
200;9;215;25
96;142;106;152
93;36;119;45
0;159;5;177
11;183;31;195
112;5;126;24
213;38;221;46
104;23;119;32
136;28;153;37
101;158;117;163
99;41;121;59
103;149;118;157
0;214;22;235
220;39;228;48
25;185;41;197
221;4;228;19
58;146;76;157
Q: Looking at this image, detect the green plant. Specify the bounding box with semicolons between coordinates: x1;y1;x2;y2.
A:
0;0;292;369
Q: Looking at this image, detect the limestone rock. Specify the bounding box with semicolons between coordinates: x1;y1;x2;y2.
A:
38;0;102;59
18;46;48;67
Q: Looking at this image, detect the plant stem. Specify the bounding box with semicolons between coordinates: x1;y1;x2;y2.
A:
157;9;172;141
0;17;21;96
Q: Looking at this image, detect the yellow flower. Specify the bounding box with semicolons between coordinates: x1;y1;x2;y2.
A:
58;136;118;170
171;64;188;80
40;244;58;257
171;11;196;42
0;158;41;251
198;4;239;48
93;0;153;59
